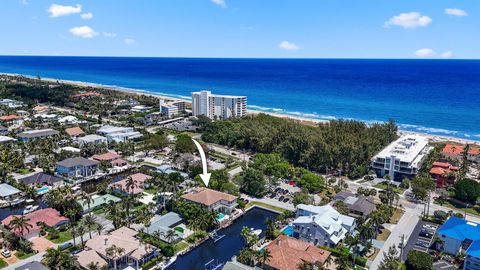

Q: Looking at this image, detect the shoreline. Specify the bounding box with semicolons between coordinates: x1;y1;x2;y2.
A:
1;72;478;145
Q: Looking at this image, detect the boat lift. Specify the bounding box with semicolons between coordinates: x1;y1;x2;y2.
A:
204;259;223;270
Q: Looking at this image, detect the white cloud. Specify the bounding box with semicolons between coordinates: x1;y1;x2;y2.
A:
47;4;82;18
445;8;468;17
211;0;226;8
69;26;98;38
414;48;436;57
103;32;117;38
278;41;300;51
384;12;432;29
124;38;135;45
441;51;454;58
80;12;93;20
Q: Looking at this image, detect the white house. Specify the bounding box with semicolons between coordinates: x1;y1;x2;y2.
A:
78;134;108;146
292;204;355;247
58;115;79;125
96;125;143;143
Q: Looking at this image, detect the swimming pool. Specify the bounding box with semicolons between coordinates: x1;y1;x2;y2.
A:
216;213;225;221
282;225;294;236
36;187;50;194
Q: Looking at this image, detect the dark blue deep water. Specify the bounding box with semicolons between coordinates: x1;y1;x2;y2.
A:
0;56;479;140
168;207;278;270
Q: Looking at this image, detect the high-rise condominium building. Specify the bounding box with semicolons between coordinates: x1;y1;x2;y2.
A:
191;90;247;120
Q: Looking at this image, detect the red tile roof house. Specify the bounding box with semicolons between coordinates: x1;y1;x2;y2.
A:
92;152;122;163
442;144;480;163
265;235;332;270
430;161;459;188
109;173;153;195
180;188;238;215
0;114;22;126
1;208;69;239
65;126;85;139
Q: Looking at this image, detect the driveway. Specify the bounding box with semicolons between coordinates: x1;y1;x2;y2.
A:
31;237;55;253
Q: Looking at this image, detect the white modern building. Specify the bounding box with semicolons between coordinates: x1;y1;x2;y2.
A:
371;134;432;181
159;99;187;118
0;99;24;108
191;90;247;120
292;204;355;247
96;125;143;143
78;134;108;146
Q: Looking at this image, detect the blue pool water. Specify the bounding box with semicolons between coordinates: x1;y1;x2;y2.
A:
216;213;225;220
282;225;294;236
36;187;50;193
0;56;479;140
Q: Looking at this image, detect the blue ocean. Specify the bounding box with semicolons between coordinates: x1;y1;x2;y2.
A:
0;56;479;140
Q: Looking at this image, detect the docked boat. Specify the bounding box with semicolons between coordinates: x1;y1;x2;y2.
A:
160;256;177;270
251;228;262;236
23;204;39;214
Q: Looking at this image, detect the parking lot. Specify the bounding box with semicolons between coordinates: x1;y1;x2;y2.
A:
403;220;457;270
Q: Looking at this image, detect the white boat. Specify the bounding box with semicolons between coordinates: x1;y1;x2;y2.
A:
251;228;262;236
23;204;39;214
160;256;177;270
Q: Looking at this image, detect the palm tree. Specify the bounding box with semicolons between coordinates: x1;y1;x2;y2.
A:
241;226;251;246
378;245;401;270
8;216;33;238
80;192;94;215
76;224;86;247
105;244;126;270
43;247;77;269
125;176;137;195
345;232;362;267
165;229;177;243
257;249;272;268
84;215;97;239
96;222;105;236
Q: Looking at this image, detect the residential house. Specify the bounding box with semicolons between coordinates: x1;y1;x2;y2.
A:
78;134;108;146
293;204;355;247
92;152;121;163
430;162;459;188
58;115;79;125
75;227;158;270
0;99;24;108
442;144;480;163
65;127;85;139
0;183;24;207
333;191;376;217
0;114;23;126
56;157;100;179
264;235;332;270
145;212;185;243
18;172;64;188
0;125;9;135
0;135;15;144
96;125;143;143
2;208;69;239
33;105;49;114
109;173;152;195
180;187;238;214
17;129;59;142
77;194;121;213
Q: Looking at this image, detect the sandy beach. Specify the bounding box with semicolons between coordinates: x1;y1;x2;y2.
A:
2;73;478;145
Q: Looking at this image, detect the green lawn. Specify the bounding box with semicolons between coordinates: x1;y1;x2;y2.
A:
373;182;406;194
15;251;35;260
377;229;391;241
15;168;33;175
93;207;105;215
174;241;189;253
144;188;157;195
434;198;480;217
0;259;6;269
47;230;73;244
245;201;287;213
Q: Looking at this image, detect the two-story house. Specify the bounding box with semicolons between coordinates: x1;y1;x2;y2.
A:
56;157;100;179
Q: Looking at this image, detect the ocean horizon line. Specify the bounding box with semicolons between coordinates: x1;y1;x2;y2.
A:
2;71;478;143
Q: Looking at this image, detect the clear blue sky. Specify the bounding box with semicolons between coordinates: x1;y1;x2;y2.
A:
1;0;478;58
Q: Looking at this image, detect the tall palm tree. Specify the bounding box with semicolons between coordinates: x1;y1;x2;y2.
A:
84;215;97;239
257;249;272;268
8;216;33;238
345;232;362;267
125;176;137;195
96;222;105;236
105;244;126;270
76;224;86;248
165;229;177;243
80;192;94;215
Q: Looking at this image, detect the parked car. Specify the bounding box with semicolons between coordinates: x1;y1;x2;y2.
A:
419;230;433;238
416;241;430;248
283;198;290;203
59;242;74;250
1;249;11;258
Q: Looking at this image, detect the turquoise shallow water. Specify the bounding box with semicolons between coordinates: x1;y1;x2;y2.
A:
0;56;479;140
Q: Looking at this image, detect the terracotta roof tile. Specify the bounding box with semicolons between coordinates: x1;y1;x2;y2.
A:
65;127;85;137
180;187;237;206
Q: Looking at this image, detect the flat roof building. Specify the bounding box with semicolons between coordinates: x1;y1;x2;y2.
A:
17;129;59;142
371;134;432;180
192;90;247;120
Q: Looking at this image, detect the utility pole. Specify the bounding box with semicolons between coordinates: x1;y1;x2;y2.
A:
399;234;405;260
